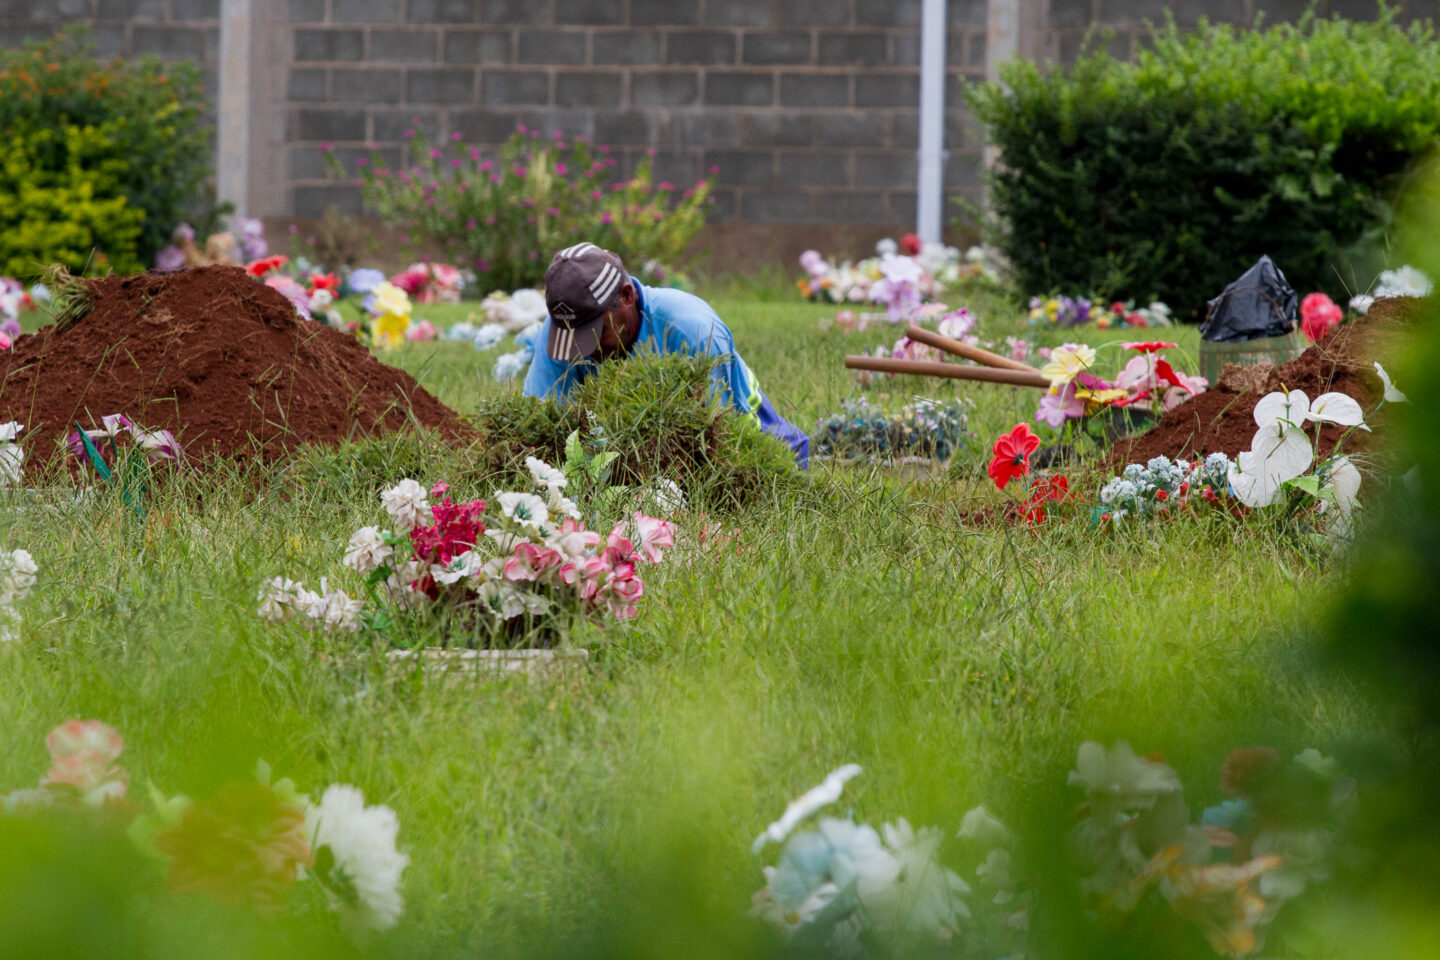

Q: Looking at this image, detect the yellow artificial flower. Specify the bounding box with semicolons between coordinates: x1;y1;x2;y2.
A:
1076;387;1128;412
372;281;412;319
373;310;409;347
1039;344;1096;388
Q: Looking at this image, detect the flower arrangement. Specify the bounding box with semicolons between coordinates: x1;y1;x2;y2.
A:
1034;341;1206;430
0;546;37;642
388;261;464;304
1222;372;1405;543
440;287;548;379
752;741;1350;957
1028;296;1174;329
798;238;995;306
68;413;185;465
811;396;970;463
258;453;674;645
2;719;408;936
1099;454;1235;522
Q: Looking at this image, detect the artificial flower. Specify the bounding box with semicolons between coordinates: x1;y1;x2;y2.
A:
343;526;393;574
1067;741;1180;812
308;272;340;293
1039;344;1096;388
752;764;864;853
380;479;433;533
987;423;1041;490
257;575;301;622
42;719;129;806
1300;292;1343;343
1319;456;1362;542
1036;382;1086;429
1374;362;1407;403
958;805;1011;848
153;780;312;916
371;281;412;319
245;255;288;278
497;491;549;531
133;428;185;462
525;456;567;491
1121;341;1179;353
306;784;409;932
1228;424;1313;508
405;319;438;342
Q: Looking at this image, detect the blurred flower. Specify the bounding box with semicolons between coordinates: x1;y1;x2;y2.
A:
1300;292;1343;342
1373;362;1407;403
1068;741;1180;812
753;763;864;853
306;784;409;932
154;781;311;916
42;719;128;806
245;255;287;278
526;456;568;491
405;319;438;342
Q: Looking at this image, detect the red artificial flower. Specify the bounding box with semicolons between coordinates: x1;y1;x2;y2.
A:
1155;489;1169;502
901;233;923;256
245;255;288;278
307;271;339;293
987;423;1041;490
1152;357;1197;394
1110;302;1127;315
1121;341;1179;354
1021;474;1070;525
1124;312;1149;328
1300;292;1343;343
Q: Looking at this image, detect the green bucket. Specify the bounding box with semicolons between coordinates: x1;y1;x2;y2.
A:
1198;331;1304;386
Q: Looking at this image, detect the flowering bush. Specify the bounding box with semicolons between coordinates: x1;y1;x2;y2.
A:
812;397;969;463
258;455;674;646
1027;296;1174;329
798;238;996;306
342;127;712;290
2;719;408;936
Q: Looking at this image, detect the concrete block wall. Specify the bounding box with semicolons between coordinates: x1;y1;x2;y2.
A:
279;0;991;230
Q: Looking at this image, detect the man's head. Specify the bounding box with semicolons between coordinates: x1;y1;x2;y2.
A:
543;243;641;363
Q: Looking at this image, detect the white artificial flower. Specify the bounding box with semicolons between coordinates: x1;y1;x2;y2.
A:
752;763;863;853
475;580;549;619
1294;748;1338;779
1067;741;1180;812
445;321;478;341
0;421;23;443
432;550;484;585
1374;264;1433;299
1319;456;1363;544
546;486;582;521
1374;362;1407;403
873;819;971;934
1228;419;1314;508
310;584;365;633
1306;392;1369;431
293;585;328;621
380;479;432;534
257;576;301;622
472;322;506;350
309;288;334;311
497;491;549;531
0;548;38;604
306;784;409;932
1253;389;1309;430
485;528;527;552
648;478;687;515
506;288;548;332
875;238;898;257
957;805;1010;848
0;421;24;487
343;526;393;574
1348;294;1374;315
525;456;567;491
492;349;531;382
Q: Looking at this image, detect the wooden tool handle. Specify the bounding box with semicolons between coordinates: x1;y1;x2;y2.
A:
904;324;1036;373
845;355;1051;389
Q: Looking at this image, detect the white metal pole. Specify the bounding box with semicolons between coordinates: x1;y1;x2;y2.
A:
218;0;252;217
916;0;947;243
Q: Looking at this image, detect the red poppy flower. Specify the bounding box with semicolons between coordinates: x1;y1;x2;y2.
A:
901;233;923;256
987;423;1041;490
1121;341;1178;353
308;271;339;292
245;255;288;278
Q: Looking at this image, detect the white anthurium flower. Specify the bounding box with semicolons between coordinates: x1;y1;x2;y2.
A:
872;819;971;933
752;764;864;853
1374;362;1407;403
1319;456;1363;543
0;421;23;443
525;456;567;491
1228;422;1315;508
1253;389;1309;430
1306;392;1369;431
497;491;549;531
1067;741;1180;812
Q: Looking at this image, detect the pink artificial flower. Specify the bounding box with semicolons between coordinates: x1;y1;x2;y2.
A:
1035;381;1086;429
551;518;602;560
134;429;185;462
406;319;439;342
504;542;563;582
43;719;129;805
623;513;674;563
559;556;608;601
1301;292;1343;342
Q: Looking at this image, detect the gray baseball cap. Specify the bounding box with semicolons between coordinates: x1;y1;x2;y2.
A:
544;243;628;362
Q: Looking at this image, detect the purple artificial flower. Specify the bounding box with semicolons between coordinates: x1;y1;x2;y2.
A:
154;245;186;272
1035;382;1086;429
172;223;195;244
235;217;267;261
135;429;185;463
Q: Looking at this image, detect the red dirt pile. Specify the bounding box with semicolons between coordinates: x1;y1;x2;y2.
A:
0;266;467;471
1110;296;1421;466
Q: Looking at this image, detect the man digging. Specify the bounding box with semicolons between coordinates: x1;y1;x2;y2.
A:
522;242;810;466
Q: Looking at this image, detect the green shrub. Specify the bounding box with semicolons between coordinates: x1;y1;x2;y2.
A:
0;27;212;279
966;8;1440;316
341;128;713;291
471;351;802;508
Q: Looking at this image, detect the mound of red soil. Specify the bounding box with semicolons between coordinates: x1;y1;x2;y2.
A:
0;266;467;471
1110;296;1421;466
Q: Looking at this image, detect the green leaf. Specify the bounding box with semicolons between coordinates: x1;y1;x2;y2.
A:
73;423;114;483
1285;474;1322;496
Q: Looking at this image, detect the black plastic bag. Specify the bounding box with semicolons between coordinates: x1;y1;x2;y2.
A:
1200;255;1297;342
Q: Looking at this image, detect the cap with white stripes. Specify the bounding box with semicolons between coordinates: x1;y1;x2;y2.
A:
543;242;628;362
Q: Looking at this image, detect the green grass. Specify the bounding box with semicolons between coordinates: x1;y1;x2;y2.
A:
0;283;1382;958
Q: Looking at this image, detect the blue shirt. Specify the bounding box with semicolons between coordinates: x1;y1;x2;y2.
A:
521;278;761;415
